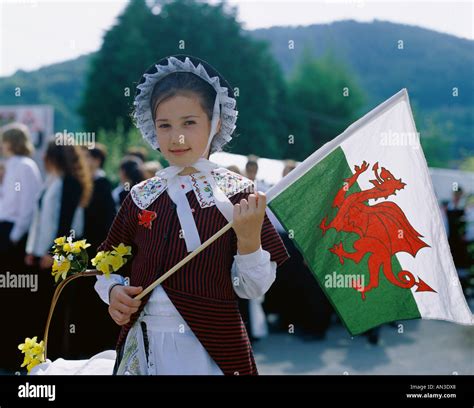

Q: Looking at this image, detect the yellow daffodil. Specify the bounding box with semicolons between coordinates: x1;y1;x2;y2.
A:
91;251;106;266
18;337;38;353
62;238;89;254
31;341;45;356
110;255;125;272
112;243;132;257
91;243;132;278
96;256;113;277
52;258;71;282
26;358;42;372
63;242;80;253
75;239;91;250
54;236;66;246
18;337;45;373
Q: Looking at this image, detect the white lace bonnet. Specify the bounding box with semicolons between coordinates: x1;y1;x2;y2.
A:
132;54;238;154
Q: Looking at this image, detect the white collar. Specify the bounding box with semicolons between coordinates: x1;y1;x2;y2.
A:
130;168;253;210
131;167;253;252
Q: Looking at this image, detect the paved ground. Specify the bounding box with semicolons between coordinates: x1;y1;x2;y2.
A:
253;318;474;375
2;314;472;376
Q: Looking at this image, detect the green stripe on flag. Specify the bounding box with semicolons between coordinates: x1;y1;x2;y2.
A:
268;146;421;336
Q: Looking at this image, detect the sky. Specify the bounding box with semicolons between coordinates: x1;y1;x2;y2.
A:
0;0;472;77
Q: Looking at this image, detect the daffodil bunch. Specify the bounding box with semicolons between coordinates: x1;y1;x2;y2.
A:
91;243;132;279
51;236;91;283
18;336;45;373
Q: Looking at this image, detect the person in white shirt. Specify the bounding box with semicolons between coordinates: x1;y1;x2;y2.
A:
241;156;278;341
0;123;42;271
0;122;42;371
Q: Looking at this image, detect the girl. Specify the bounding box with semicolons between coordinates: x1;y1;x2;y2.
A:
94;54;290;375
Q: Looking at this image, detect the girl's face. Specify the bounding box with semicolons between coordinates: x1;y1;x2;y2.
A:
154;93;218;168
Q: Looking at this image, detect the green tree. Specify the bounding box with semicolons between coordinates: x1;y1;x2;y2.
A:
78;0;290;159
285;48;366;160
79;0;155;133
459;156;474;172
415;109;454;168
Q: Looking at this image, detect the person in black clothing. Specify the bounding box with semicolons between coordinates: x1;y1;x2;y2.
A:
60;143;118;358
265;231;334;340
59;144;121;359
117;156;145;205
83;144;116;252
447;187;472;287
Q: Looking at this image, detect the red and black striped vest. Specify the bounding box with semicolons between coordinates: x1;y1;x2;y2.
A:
97;178;289;375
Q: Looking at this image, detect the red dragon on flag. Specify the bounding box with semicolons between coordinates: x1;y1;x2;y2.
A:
319;161;436;300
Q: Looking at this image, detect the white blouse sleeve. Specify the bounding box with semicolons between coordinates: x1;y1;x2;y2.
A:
94;274;127;305
231;246;277;299
10;161;42;243
27;178;62;257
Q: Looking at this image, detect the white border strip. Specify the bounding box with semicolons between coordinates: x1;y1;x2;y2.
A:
266;88;409;203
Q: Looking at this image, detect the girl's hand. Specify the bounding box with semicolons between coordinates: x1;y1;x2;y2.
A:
39;254;54;270
232;191;266;255
109;285;143;326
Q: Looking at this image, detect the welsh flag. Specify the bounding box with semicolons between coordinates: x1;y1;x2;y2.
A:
266;89;473;336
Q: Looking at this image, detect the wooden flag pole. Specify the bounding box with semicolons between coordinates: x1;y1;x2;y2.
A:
134;221;234;301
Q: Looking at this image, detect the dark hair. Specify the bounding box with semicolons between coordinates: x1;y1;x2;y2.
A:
246;155;259;171
120;156;145;186
126;146;147;162
0;123;34;156
150;72;217;124
88;143;107;168
45;141;93;207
